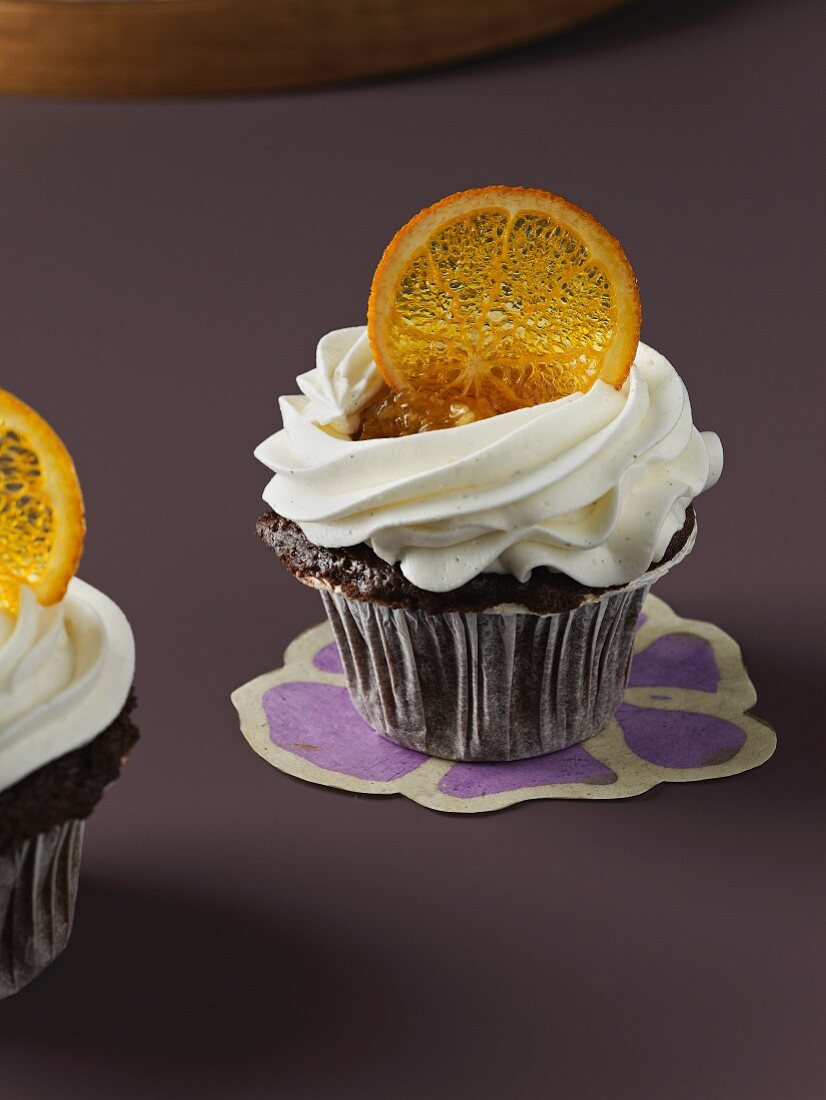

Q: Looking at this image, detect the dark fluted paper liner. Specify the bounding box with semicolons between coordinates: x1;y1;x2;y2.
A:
0;819;84;999
321;586;649;761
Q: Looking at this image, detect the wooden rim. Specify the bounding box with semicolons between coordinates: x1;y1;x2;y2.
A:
0;0;634;97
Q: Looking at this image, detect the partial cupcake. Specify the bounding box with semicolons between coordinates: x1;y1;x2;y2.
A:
0;389;136;998
253;187;722;761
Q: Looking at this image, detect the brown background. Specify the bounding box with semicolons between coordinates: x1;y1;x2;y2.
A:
0;1;824;1096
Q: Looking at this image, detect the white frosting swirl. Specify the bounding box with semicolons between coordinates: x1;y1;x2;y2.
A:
256;327;722;593
0;578;135;792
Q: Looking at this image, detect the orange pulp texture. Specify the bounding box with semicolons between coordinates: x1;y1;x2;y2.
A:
362;186;641;438
0;389;85;615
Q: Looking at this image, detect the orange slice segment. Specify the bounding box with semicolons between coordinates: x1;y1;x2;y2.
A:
0;389;85;614
367;186;641;415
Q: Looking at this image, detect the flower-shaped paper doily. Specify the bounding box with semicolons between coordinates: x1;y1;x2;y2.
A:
231;596;775;813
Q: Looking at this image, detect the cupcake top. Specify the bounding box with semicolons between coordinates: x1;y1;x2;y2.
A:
0;390;135;792
255;188;722;594
257;329;720;592
0;581;134;792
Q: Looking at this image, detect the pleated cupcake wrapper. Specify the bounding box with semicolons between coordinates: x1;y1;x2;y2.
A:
0;819;84;999
315;523;698;761
321;585;648;760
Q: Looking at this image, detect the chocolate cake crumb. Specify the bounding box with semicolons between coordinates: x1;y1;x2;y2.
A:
256;507;696;615
0;690;139;855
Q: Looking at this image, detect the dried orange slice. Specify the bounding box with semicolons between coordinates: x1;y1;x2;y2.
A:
0;389;85;614
367;186;641;415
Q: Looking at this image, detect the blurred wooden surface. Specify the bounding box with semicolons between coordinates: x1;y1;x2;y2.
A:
0;0;635;97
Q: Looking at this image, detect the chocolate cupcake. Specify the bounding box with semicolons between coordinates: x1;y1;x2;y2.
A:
0;389;137;997
258;506;697;761
252;190;722;761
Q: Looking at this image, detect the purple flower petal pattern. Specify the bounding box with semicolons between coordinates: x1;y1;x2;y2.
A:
233;594;775;813
628;632;719;693
263;682;426;782
438;746;616;798
616;703;746;768
312;641;344;675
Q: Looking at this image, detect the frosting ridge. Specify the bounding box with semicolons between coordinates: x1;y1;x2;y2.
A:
256;328;722;593
0;579;135;791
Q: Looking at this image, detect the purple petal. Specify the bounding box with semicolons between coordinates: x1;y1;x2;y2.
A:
616;703;746;768
263;682;426;781
629;632;719;693
438;745;616;798
636;612;648;629
312;642;344;674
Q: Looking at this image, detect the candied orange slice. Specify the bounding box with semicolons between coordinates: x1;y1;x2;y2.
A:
367;186;641;415
0;389;85;614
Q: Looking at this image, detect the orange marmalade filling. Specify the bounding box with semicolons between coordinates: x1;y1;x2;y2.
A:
358;388;498;439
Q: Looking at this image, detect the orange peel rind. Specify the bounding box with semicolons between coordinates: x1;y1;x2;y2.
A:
367;186;641;419
0;388;85;615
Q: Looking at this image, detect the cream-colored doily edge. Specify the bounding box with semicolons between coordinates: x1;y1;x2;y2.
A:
231;595;776;814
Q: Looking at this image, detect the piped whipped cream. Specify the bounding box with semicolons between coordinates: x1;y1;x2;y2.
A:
0;578;135;792
256;327;723;593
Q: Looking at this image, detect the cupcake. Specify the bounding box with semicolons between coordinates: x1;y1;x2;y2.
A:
254;187;722;762
0;389;136;998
